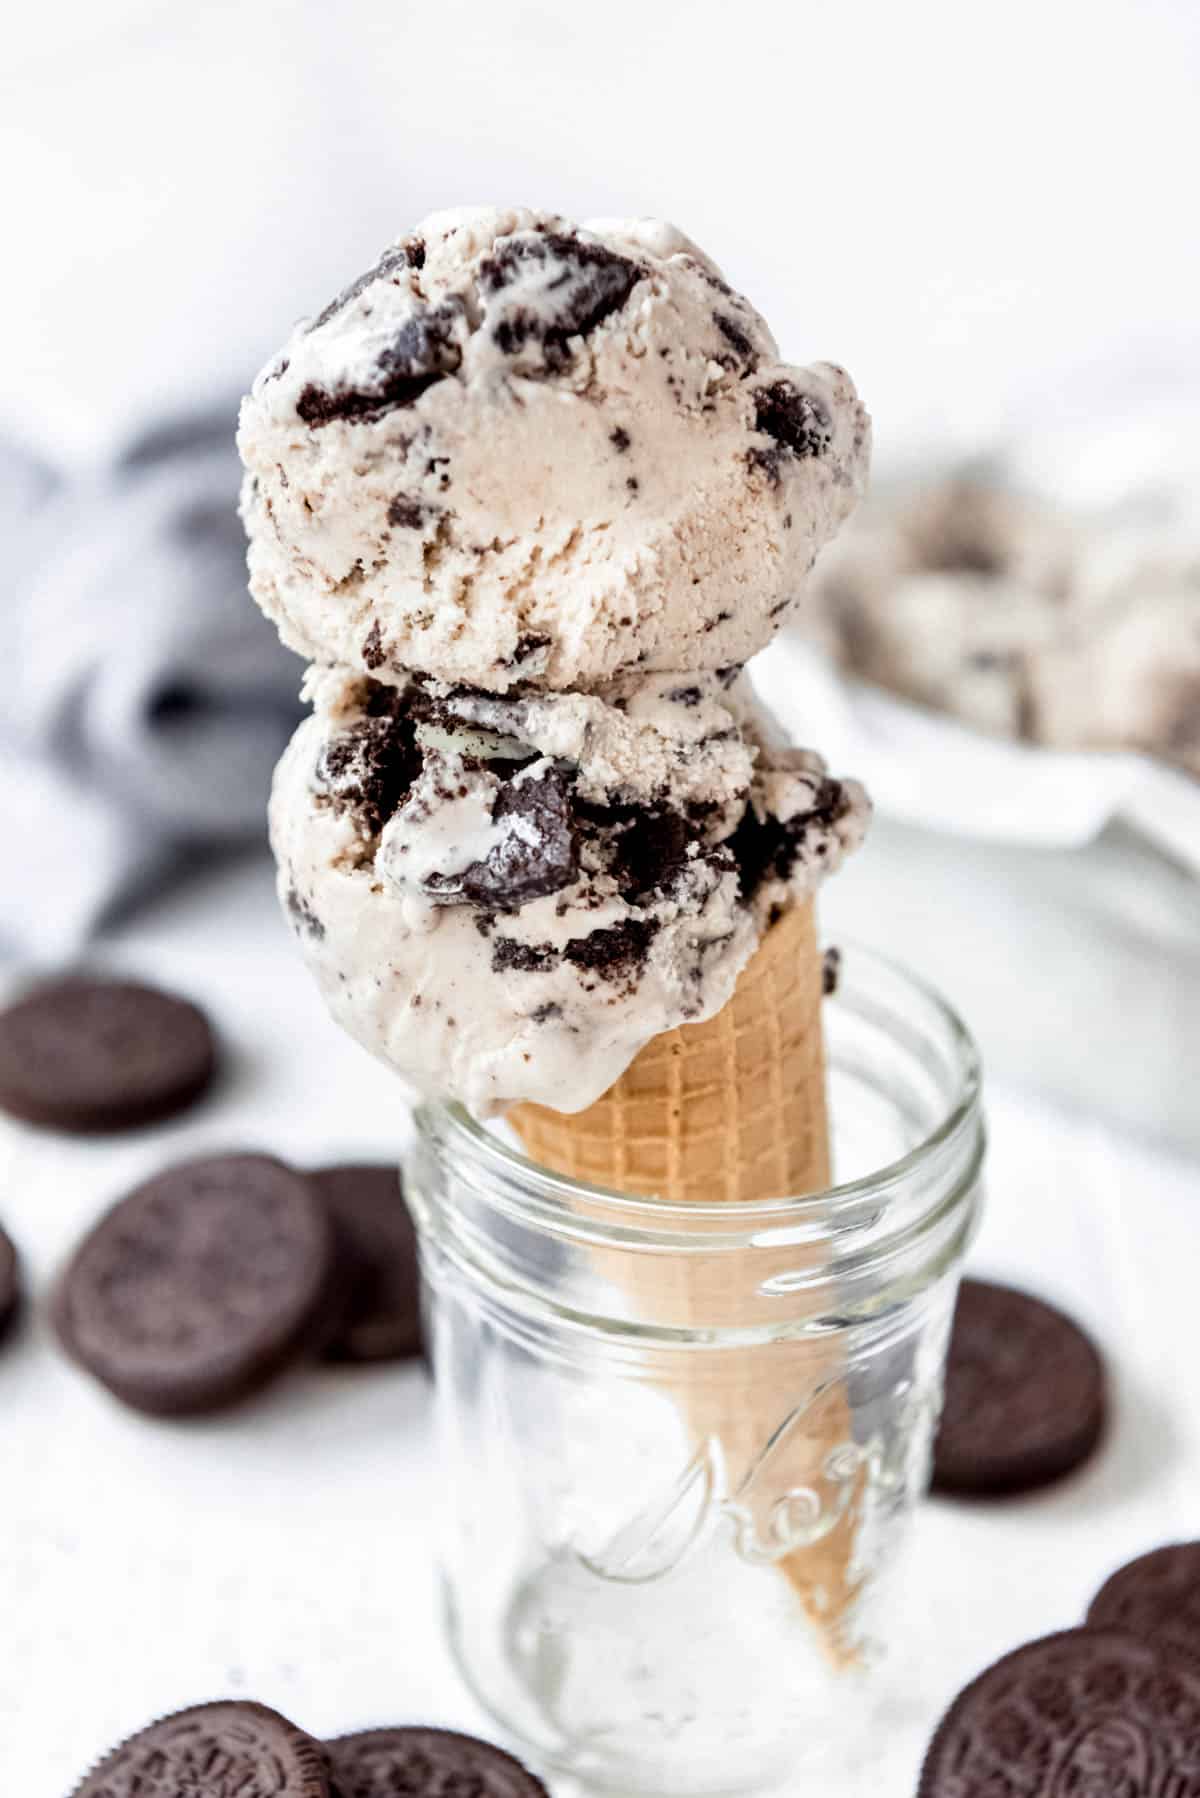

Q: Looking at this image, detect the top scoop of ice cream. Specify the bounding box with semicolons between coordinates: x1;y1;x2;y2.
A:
239;207;871;692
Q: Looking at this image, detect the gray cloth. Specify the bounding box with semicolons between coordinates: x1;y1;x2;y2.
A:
2;410;303;957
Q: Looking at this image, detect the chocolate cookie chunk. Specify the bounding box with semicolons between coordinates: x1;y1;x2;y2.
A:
1089;1543;1200;1663
0;975;217;1133
932;1278;1106;1496
313;1165;423;1364
479;230;644;373
297;298;468;427
56;1154;339;1415
918;1628;1200;1796
71;1700;331;1797
0;1218;19;1343
325;1727;549;1797
457;764;580;908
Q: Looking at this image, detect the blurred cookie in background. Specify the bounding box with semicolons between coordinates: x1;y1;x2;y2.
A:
0;975;218;1133
0;1218;19;1345
932;1278;1107;1498
54;1153;342;1415
1087;1541;1200;1663
312;1164;424;1364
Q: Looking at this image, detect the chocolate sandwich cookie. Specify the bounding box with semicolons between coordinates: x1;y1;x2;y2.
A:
0;974;217;1132
324;1727;549;1797
312;1165;423;1363
56;1153;339;1415
0;1218;19;1343
1089;1543;1200;1663
71;1700;332;1797
932;1278;1106;1496
919;1629;1200;1796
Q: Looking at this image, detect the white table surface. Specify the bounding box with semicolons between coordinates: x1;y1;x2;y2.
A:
2;852;1197;1796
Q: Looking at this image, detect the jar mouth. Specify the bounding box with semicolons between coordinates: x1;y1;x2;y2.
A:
415;944;983;1249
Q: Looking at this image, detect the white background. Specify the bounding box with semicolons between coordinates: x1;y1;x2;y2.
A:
2;3;1199;1792
2;0;1198;468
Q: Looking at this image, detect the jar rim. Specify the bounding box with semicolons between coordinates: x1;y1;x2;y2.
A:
414;943;982;1242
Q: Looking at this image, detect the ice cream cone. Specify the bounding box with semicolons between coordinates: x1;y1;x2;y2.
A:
511;899;864;1666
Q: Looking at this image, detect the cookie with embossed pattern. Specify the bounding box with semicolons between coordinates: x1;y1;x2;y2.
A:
324;1726;549;1796
932;1278;1106;1496
918;1628;1200;1796
70;1700;332;1797
1088;1543;1200;1665
0;974;217;1133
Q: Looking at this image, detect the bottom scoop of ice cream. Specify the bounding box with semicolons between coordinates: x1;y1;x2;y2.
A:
271;667;869;1115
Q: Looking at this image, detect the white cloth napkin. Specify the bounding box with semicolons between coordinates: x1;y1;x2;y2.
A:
1;414;303;959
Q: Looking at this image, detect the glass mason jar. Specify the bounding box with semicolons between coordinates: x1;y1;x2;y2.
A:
406;947;984;1797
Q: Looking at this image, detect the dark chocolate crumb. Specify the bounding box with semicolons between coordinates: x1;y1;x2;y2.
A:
619;811;693;900
716;664;742;688
285;888;325;940
729;777;849;898
576;797;700;902
626;477;639;494
702;610;733;633
714;311;757;363
783;512;793;530
610;426;631;452
363;679;405;718
768;598;791;618
492;939;558;974
362;621;387;671
531;1002;563;1024
682;255;735;297
506;632;552;668
563;917;660;981
317;709;422;837
748;380;833;485
666;685;703;707
387;496;426;529
265;357;290;384
823;946;842;996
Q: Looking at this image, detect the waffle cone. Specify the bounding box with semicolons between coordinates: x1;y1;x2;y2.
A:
512;900;864;1666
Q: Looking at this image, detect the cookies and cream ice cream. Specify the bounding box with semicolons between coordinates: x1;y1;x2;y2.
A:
239;208;870;693
272;668;867;1114
808;474;1200;774
242;207;872;1116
